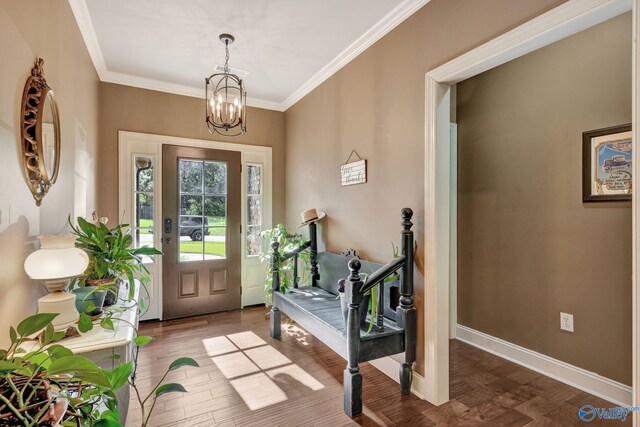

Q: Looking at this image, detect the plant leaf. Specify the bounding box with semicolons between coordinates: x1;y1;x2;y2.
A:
44;323;55;345
48;356;112;388
9;326;17;344
100;317;114;331
155;382;187;397
134;335;153;347
168;357;199;371
110;361;132;389
78;313;94;333
48;344;73;360
94;418;122;427
17;313;58;337
0;360;18;373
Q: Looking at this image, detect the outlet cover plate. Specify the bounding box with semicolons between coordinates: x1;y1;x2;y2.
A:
560;312;574;332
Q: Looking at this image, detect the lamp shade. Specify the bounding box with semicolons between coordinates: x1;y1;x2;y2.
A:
24;235;88;290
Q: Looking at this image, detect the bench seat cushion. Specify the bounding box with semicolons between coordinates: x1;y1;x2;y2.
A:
273;286;405;362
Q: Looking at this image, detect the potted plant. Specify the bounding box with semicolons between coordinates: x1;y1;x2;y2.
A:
259;224;311;302
69;213;162;311
1;312;199;426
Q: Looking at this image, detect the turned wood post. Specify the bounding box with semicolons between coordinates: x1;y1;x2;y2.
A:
269;239;281;338
293;253;299;288
309;222;319;287
398;208;415;394
344;258;363;417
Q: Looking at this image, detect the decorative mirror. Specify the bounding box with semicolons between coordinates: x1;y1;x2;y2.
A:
20;58;60;206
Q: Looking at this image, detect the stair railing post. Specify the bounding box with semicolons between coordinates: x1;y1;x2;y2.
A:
398;208;415;394
344;258;363;417
269;239;281;338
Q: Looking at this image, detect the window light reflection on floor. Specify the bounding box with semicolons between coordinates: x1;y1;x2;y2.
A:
203;331;325;411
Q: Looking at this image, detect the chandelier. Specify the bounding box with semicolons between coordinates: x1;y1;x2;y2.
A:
205;33;246;136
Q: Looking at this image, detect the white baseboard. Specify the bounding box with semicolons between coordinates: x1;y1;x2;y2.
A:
368;356;426;400
456;324;632;407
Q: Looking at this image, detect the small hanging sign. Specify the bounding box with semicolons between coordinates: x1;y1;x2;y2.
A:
341;150;367;187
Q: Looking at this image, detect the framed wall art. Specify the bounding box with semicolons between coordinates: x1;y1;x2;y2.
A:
582;123;632;202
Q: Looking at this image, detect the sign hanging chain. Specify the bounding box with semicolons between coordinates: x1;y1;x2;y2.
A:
344;149;363;165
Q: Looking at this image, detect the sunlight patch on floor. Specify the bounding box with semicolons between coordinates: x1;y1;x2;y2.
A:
202;335;238;356
230;373;288;410
245;345;291;370
282;323;311;346
202;330;325;411
227;331;267;350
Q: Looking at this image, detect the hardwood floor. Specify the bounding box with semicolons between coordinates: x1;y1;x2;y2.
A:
127;307;620;426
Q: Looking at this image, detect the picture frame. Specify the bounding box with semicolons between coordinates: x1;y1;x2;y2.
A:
582;123;632;202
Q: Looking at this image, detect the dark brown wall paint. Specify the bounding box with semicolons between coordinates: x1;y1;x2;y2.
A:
284;0;567;375
97;82;286;224
457;14;632;384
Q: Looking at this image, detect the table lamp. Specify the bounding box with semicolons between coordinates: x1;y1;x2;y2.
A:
24;235;89;331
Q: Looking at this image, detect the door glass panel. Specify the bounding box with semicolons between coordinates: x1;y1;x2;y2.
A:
247;195;261;226
180;160;203;193
205;161;227;195
180;195;203;216
133;156;156;262
246;164;262;256
178;159;228;262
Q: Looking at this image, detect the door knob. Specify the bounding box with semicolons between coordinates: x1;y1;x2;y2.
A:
163;236;172;244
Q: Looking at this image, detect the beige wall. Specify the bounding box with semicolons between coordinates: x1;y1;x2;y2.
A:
0;1;99;346
284;0;567;375
457;14;632;384
97;83;286;224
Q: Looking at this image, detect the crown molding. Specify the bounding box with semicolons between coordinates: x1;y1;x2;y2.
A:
280;0;430;111
69;0;428;112
101;69;284;111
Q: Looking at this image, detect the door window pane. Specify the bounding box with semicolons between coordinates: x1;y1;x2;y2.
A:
180;160;203;193
135;193;153;228
133;156;156;263
246;164;262;256
135;157;153;192
178;159;228;262
205;161;227;195
247;226;261;257
247;195;261;226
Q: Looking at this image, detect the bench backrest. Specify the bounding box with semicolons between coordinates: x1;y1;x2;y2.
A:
315;252;383;295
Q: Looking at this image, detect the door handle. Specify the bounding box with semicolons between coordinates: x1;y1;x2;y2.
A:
163;236;172;244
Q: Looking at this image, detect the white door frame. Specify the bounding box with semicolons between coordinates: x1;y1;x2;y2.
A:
118;131;273;321
423;0;635;406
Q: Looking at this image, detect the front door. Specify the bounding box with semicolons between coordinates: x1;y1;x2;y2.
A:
162;144;241;319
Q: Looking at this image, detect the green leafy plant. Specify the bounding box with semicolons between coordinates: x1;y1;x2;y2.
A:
68;213;162;302
0;313;122;426
259;224;311;303
76;310;199;427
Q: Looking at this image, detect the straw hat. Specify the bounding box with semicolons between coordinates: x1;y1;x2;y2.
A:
298;208;326;228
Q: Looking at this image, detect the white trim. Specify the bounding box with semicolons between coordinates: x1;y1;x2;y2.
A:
118;131;273;319
67;0;428;112
280;0;430;110
101;70;283;111
67;0;108;80
429;0;633;85
423;0;633;408
368;357;426;399
456;325;633;407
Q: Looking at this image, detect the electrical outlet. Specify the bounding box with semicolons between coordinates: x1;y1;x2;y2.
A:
560;312;574;332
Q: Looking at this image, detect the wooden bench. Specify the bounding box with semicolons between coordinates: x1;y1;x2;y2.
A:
268;208;416;417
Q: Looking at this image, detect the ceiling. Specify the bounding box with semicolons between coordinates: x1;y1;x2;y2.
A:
70;0;427;111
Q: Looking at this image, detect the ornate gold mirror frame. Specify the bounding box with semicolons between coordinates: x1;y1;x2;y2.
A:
20;58;61;206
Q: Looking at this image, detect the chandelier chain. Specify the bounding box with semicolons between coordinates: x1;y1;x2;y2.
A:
224;42;230;74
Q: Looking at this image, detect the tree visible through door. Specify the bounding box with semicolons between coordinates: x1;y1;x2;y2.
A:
162;145;241;319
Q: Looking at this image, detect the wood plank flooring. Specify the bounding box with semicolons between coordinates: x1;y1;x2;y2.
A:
126;307;621;426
